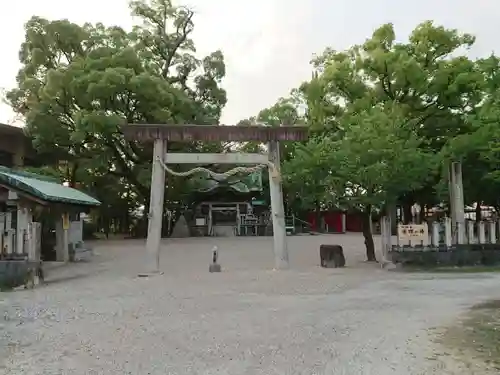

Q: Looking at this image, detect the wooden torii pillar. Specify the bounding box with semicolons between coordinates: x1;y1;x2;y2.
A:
122;124;309;274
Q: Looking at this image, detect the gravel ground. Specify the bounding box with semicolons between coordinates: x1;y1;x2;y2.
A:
1;234;500;375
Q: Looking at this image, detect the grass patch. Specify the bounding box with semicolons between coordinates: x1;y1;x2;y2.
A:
440;300;500;371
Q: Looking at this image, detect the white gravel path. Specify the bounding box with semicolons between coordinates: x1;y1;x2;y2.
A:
1;234;499;375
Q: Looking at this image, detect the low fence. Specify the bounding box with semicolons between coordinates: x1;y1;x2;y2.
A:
381;217;500;267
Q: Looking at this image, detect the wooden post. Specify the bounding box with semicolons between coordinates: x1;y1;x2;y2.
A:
144;139;166;274
268;141;289;270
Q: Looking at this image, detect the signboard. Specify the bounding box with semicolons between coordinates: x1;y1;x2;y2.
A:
62;213;70;230
251;200;266;206
397;224;428;245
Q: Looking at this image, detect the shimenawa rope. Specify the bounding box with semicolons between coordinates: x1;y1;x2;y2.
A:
156;157;280;181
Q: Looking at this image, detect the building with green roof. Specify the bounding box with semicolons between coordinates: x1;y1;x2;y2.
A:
0;166;100;263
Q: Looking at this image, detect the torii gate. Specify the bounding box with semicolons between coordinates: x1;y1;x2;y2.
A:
123;124;309;274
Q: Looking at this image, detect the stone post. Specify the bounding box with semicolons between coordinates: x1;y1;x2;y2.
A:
16;205;32;255
448;162;465;243
268;140;289;270
444;217;452;248
380;216;392;262
27;221;41;262
478;221;486;244
490;221;497;244
432;221;440;247
457;221;466;244
144;139;166;274
467;221;475;244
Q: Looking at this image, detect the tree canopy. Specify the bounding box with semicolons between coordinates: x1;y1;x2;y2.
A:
266;22;497;260
7;0;228;235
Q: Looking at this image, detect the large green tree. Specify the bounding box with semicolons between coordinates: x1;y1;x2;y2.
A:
7;0;227;211
310;21;483;217
281;21;488;259
326;104;437;260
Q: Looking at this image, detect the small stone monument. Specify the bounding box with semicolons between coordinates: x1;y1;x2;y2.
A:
209;246;221;273
319;244;346;268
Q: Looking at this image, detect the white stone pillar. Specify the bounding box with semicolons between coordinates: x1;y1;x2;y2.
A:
457;221;466;244
380;218;386;254
380;216;392;262
444;217;452;247
16;205;31;255
5;211;11;230
490;221;497;244
144;139;166;274
341;213;346;233
448;162;465;242
268;140;289;270
27;222;35;261
432;221;440;247
467;221;475;244
478;221;486;244
2;212;13;254
69;219;84;245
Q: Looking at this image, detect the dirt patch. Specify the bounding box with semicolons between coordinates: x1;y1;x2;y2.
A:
439;300;500;373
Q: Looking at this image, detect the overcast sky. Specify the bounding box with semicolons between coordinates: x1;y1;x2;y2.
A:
0;0;498;126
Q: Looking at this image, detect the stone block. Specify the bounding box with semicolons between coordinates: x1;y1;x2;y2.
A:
319;244;345;268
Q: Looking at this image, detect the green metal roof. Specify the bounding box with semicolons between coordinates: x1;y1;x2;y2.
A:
0;167;100;207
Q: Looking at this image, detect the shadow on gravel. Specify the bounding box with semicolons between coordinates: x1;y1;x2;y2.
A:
43;273;95;285
42;266;108;286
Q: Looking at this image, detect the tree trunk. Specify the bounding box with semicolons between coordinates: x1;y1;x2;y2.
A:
402;203;412;224
362;205;376;262
315;202;322;232
475;202;482;223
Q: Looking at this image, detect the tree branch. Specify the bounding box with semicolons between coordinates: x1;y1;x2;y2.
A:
161;9;194;78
